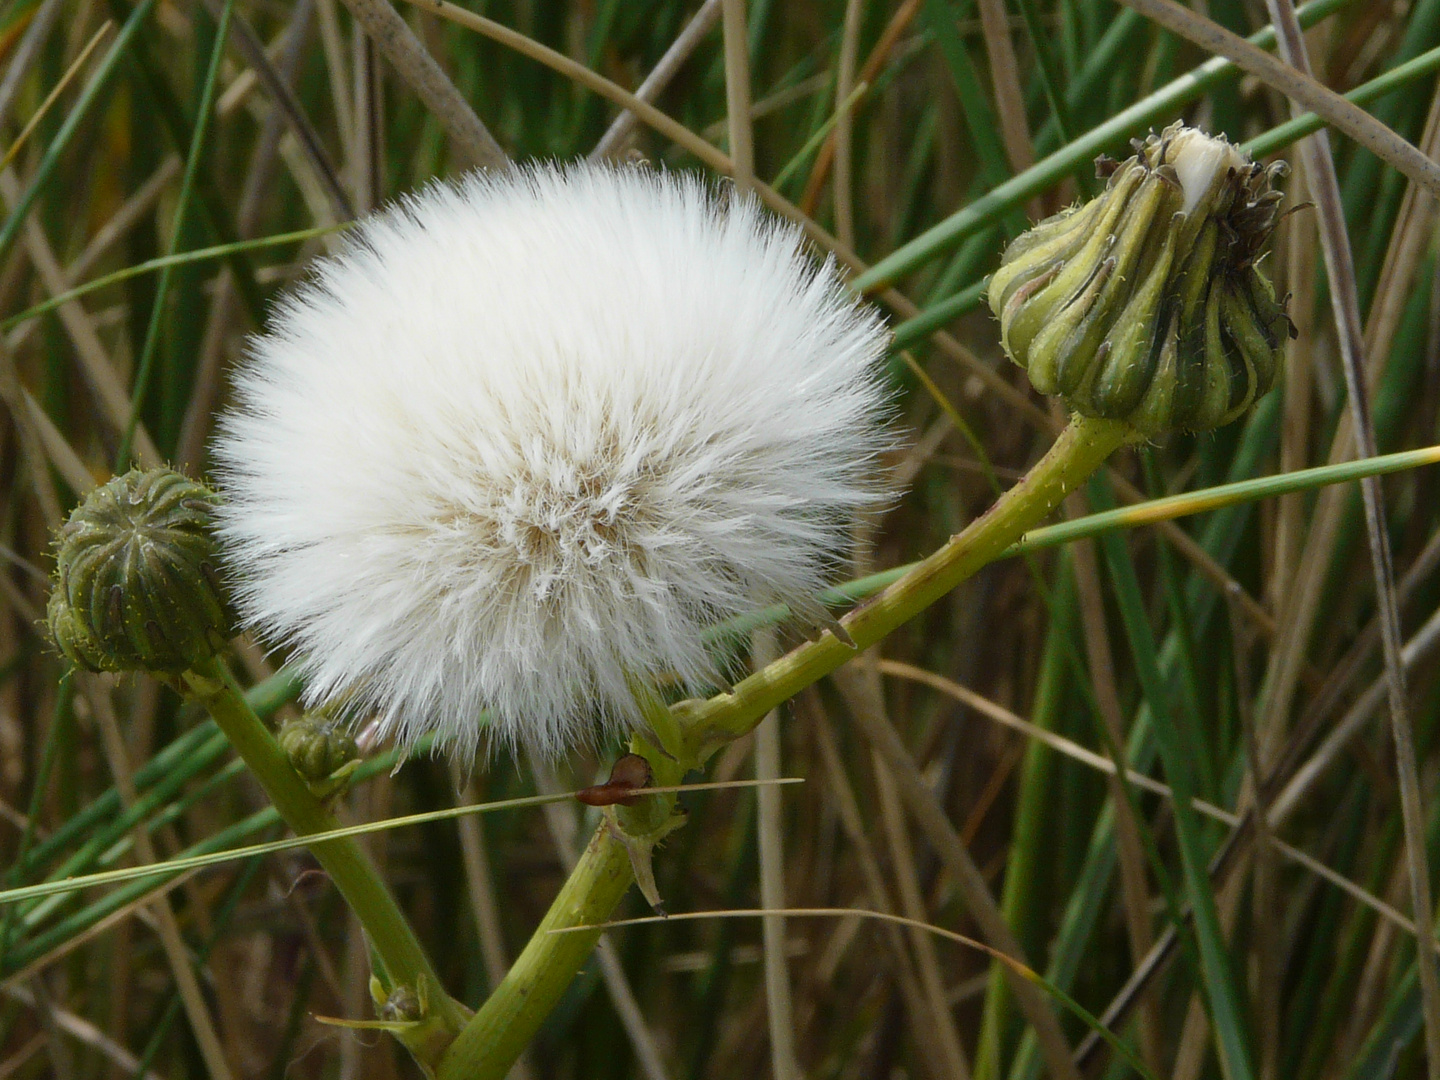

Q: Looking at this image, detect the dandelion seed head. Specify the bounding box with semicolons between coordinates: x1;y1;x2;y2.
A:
214;163;892;759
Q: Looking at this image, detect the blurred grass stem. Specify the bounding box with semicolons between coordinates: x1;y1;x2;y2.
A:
1261;0;1440;1071
753;628;800;1080
117;0;233;469
590;0;721;160
335;0;506;169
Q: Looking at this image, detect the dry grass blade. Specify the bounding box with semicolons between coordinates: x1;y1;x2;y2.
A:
1272;604;1440;827
1229;593;1278;1080
10;385;93;497
0;0;66;131
590;0;721;160
799;0;922;214
556;908;1156;1080
843;652;1084;1080
1363;84;1440;377
450;766;537;1080
0;343;66;522
0;20;112;172
720;0;754;190
402;0;731;170
2;983;164;1080
1256;65;1440;786
1260;1;1440;1071
178;4;323;470
974;0;1033;177
451;769;509;991
0;170;161;468
865;743;971;1078
804;692;966;1077
63;157;180;286
831;664;971;1078
832;0;864;247
85;677;234;1080
873;660;1236;825
752;629;799;1080
0;1030;44;1080
1073;585;1440;1064
336;0;507;170
1066;525;1163;1073
1272;162;1313;609
198;0;352;219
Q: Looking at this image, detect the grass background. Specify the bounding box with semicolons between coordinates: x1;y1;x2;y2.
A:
1;0;1439;1077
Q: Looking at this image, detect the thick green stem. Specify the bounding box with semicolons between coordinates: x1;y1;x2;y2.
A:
182;657;468;1050
437;414;1134;1080
437;685;683;1079
436;820;635;1080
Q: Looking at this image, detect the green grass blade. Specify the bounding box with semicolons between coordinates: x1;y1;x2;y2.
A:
921;0;1026;237
1096;482;1254;1080
116;0;234;468
975;565;1076;1078
1242;44;1440;159
0;225;345;333
0;0;158;269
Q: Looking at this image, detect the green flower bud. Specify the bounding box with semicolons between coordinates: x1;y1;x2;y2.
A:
989;122;1293;434
277;714;361;799
377;982;424;1024
48;468;230;673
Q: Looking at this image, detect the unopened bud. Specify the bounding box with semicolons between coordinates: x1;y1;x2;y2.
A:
278;714;361;799
989;122;1293;434
48;469;230;673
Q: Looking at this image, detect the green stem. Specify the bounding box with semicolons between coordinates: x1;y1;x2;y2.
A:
438;683;684;1080
436;822;635;1080
182;657;468;1052
685;414;1136;752
437;414;1135;1080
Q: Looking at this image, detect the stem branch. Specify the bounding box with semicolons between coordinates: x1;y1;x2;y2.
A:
438;413;1135;1080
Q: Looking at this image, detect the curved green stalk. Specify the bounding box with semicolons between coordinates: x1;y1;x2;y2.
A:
182;656;469;1062
437;413;1136;1080
684;415;1136;753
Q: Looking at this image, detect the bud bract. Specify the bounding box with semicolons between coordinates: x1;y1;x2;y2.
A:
989;123;1293;434
278;714;362;799
49;468;230;673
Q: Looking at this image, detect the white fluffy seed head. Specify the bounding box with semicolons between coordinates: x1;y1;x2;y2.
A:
213;163;893;760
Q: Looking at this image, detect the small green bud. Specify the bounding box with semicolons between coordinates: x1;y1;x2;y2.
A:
990;122;1293;434
277;714;361;799
48;468;230;673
